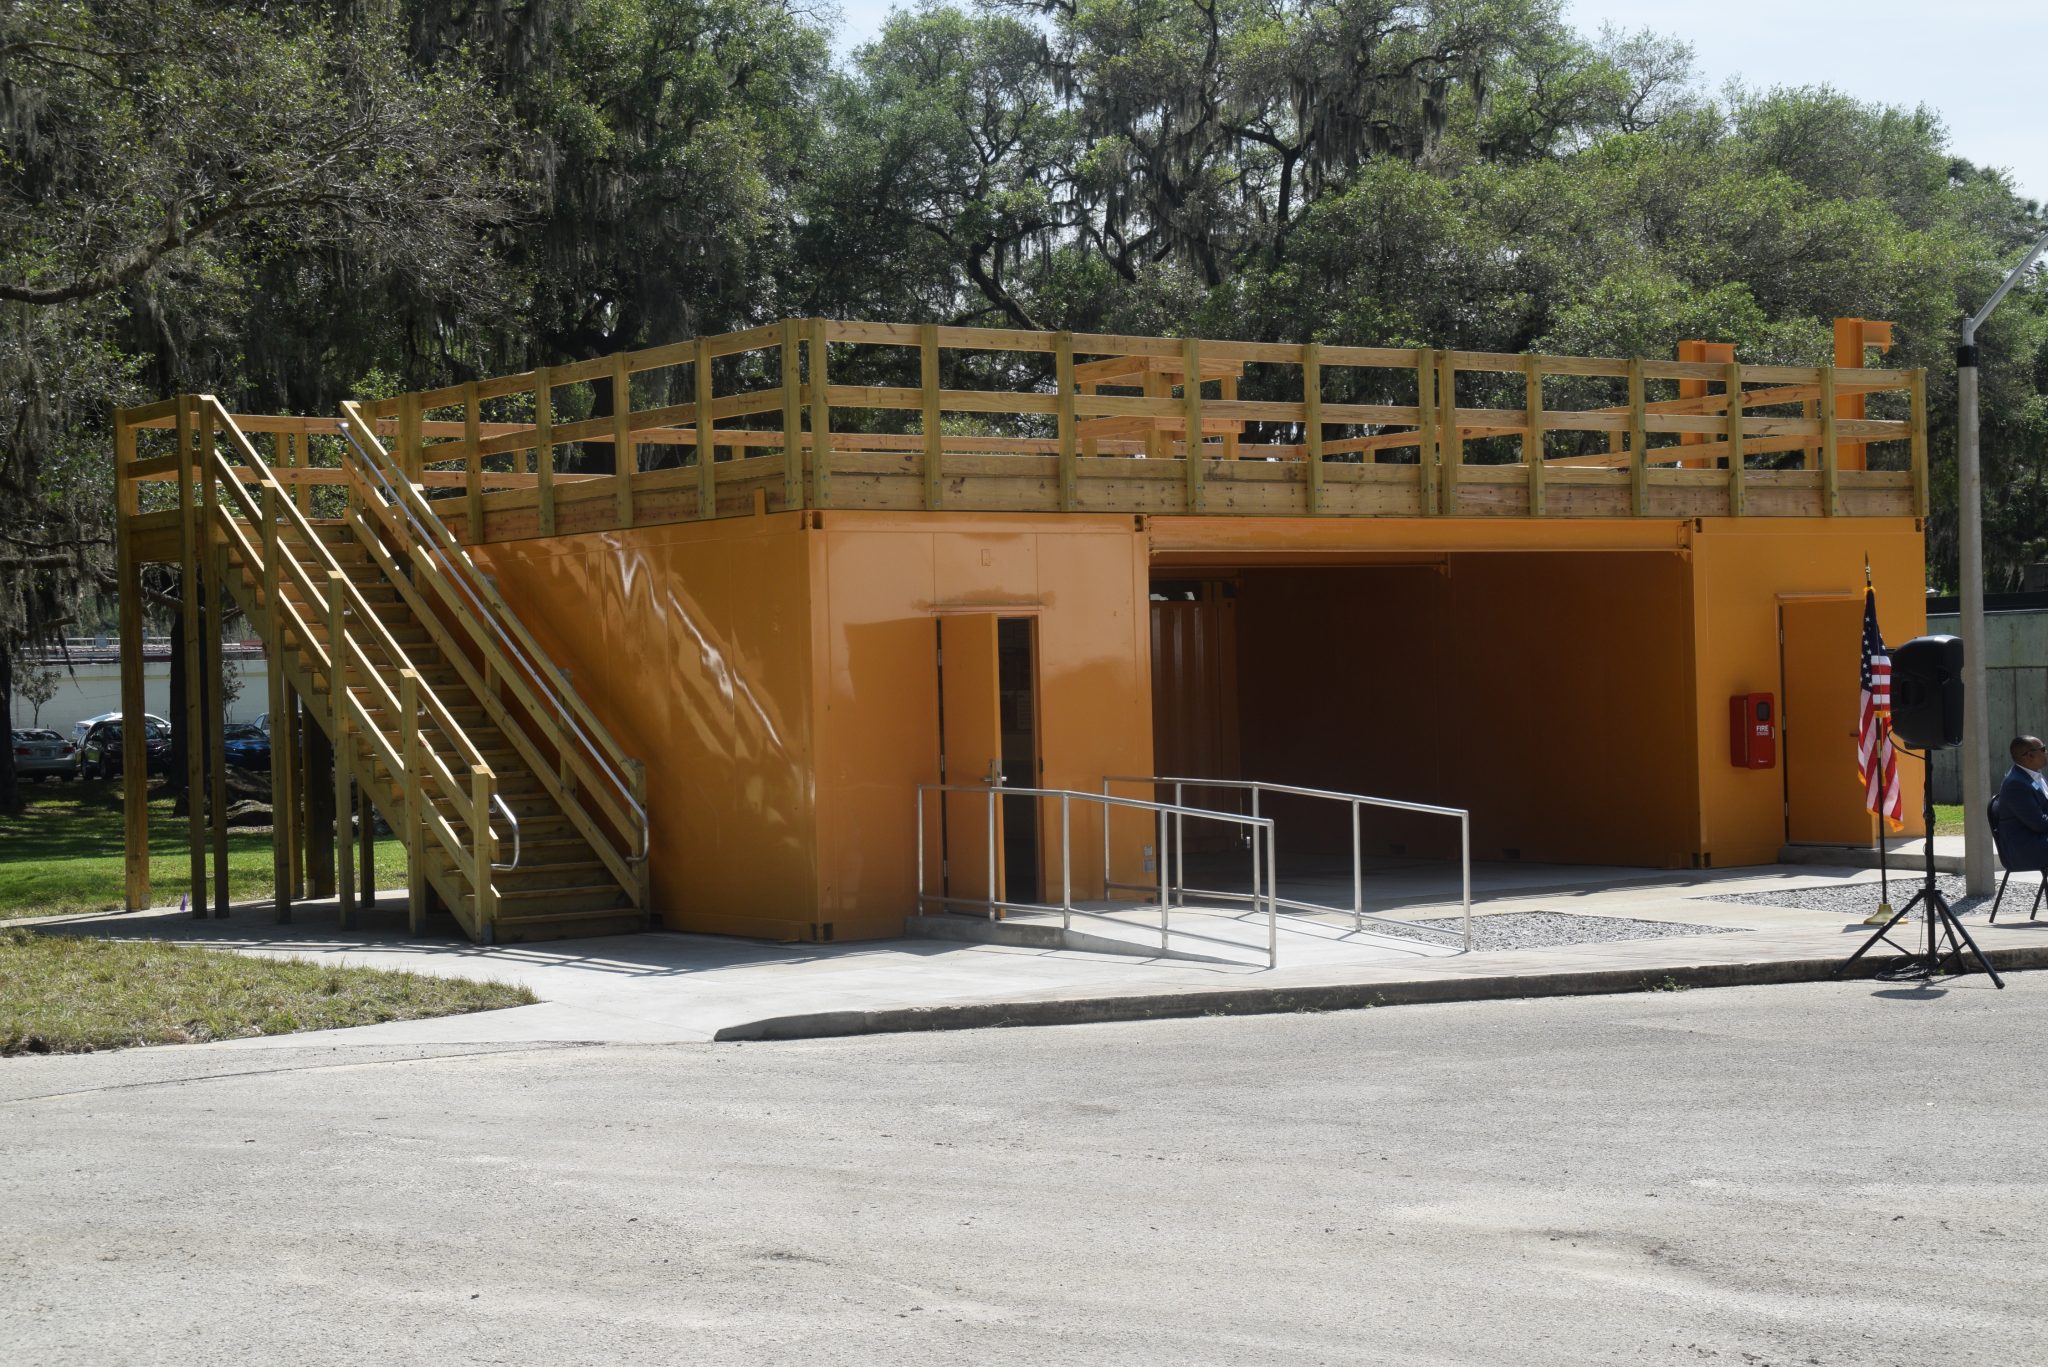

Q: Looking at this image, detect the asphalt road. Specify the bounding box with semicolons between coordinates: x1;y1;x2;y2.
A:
3;977;2042;1366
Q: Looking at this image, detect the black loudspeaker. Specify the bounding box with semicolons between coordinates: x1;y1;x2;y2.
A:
1891;634;1965;750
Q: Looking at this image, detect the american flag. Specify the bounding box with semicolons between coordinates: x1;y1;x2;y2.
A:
1858;588;1903;828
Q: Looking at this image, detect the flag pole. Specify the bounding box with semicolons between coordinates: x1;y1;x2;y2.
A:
1864;556;1895;925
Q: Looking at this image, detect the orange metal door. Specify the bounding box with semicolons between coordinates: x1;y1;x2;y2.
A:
1781;599;1872;844
939;613;1005;906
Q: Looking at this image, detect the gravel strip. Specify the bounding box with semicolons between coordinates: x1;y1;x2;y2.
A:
1703;873;2041;920
1368;910;1743;952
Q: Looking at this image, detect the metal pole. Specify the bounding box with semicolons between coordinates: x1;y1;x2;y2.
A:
1061;793;1072;933
1461;814;1473;952
1351;799;1363;933
1174;780;1185;907
1959;228;2048;897
1101;778;1112;898
915;786;925;917
987;787;997;920
1157;804;1169;952
1266;823;1278;969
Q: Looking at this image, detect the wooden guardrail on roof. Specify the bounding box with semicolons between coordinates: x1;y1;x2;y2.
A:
119;320;1929;545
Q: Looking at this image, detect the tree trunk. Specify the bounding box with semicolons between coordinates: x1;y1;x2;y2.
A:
168;603;188;815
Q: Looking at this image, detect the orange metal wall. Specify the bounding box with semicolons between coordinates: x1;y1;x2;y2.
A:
1689;517;1926;866
808;512;1155;939
472;512;823;939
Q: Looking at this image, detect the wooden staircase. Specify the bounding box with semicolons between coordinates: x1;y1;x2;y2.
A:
198;398;650;944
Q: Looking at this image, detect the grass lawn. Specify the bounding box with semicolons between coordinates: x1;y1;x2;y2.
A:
0;925;535;1053
1934;803;1963;836
0;779;407;920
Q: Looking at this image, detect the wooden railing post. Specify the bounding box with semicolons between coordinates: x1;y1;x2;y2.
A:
1436;352;1460;515
471;764;496;941
1182;335;1205;513
1726;362;1747;517
1819;365;1840;516
695;337;716;519
198;407;229;917
1523;356;1546;517
400;669;426;935
921;323;943;510
1056;331;1078;512
1415;350;1439;516
175;396;207;916
780;321;803;509
1910;367;1929;519
1627;357;1648;517
263;482;293;924
611;356;634;530
534;367;555;537
327;572;355;928
398;392;423;482
808;319;831;508
1303;343;1324;515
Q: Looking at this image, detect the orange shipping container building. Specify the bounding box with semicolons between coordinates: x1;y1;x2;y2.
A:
112;319;1928;943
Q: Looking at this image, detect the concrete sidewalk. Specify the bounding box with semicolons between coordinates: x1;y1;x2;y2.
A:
23;858;2048;1046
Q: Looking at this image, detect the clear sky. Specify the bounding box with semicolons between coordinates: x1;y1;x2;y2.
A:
826;0;2046;207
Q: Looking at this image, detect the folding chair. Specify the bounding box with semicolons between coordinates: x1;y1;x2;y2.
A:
1988;796;2048;923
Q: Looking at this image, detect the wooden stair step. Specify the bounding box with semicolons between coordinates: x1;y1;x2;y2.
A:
493;885;636;915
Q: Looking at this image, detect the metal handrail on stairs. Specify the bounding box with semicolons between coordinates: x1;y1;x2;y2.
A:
336;403;650;889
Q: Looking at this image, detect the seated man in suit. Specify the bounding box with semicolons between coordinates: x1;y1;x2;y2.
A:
1995;735;2048;870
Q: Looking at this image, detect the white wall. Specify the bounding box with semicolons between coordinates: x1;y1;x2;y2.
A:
11;659;269;735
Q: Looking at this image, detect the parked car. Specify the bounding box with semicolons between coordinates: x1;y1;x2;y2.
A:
71;711;171;751
75;719;171;779
11;728;76;781
222;722;271;772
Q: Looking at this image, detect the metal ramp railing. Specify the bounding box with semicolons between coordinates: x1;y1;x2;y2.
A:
1103;776;1474;952
915;782;1280;967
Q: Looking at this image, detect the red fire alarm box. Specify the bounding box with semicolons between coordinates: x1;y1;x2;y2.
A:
1729;693;1777;769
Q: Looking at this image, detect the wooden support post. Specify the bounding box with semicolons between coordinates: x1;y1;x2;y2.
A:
114;410;150;911
695;337;716;519
400;669;426;935
780;321;803;509
358;787;375;915
1819;365;1840;516
262;483;293;924
611;356;634;530
1523;356;1546;518
1627;357;1648;517
921;323;943;510
808;319;831;508
302;709;334;899
533;367;555;536
1303;344;1324;515
1415;350;1439;516
1725;362;1747;517
1910;368;1929;519
464;383;484;541
203;560;229;917
327;573;354;927
1181;336;1205;513
275;684;300;900
1056;332;1078;512
1221;376;1240;459
176;397;206;917
1437;351;1459;515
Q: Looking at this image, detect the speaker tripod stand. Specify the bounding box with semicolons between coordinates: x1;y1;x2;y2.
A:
1838;753;2004;988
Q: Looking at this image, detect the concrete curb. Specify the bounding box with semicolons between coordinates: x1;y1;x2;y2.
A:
711;944;2048;1042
